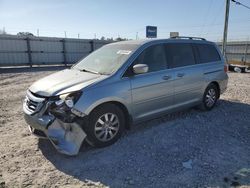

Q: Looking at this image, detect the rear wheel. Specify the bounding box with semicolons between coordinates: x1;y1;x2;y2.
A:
85;104;125;148
200;83;219;111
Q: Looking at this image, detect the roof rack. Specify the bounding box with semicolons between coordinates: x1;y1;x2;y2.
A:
170;36;206;41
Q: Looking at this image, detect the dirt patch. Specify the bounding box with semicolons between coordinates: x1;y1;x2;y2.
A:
0;68;249;187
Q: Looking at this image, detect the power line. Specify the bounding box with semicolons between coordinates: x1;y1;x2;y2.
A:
201;0;214;35
231;0;250;10
204;0;225;37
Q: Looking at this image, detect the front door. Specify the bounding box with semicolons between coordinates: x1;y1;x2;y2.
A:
129;44;175;121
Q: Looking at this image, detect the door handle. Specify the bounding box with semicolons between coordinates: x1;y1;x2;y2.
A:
162;75;171;80
177;73;185;77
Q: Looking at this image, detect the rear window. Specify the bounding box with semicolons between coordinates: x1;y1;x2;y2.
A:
196;44;221;64
165;43;196;68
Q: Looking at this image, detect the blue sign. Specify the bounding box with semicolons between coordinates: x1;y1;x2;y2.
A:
146;26;157;38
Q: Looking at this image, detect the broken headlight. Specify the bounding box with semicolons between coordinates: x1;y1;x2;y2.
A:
56;91;82;108
49;91;82;123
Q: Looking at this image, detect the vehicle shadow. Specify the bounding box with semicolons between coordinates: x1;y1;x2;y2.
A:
38;99;250;187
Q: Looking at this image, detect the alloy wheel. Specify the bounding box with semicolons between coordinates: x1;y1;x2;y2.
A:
205;88;216;108
94;113;120;142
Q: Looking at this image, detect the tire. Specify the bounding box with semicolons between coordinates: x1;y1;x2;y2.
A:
85;104;125;148
234;66;242;73
199;83;219;111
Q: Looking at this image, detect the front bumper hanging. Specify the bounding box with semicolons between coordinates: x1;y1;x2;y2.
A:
23;91;87;156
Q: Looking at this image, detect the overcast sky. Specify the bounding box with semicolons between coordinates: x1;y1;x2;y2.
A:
0;0;250;41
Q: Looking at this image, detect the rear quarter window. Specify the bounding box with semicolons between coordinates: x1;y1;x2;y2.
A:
196;44;221;64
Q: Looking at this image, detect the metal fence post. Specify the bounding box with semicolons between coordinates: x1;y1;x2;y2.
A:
90;40;94;53
62;39;67;66
244;42;248;65
26;37;32;67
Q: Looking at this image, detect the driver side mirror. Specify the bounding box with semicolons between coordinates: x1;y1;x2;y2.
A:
133;64;148;74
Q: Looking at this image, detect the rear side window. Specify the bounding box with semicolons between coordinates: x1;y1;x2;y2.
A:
135;44;167;73
165;43;196;68
196;44;221;63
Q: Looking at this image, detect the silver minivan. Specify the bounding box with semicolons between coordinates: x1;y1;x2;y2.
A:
23;37;228;155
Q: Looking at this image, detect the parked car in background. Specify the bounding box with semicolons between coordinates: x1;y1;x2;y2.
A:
23;36;228;155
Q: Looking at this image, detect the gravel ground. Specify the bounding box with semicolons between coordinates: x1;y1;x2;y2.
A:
0;67;249;188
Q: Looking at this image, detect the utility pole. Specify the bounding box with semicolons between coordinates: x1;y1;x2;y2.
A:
64;31;67;38
37;29;39;37
222;0;230;59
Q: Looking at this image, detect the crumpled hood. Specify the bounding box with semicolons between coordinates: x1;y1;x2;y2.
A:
29;68;107;97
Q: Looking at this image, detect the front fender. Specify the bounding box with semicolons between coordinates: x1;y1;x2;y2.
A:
73;79;132;116
85;97;131;115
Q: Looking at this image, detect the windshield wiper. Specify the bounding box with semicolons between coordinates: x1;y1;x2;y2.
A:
80;69;100;74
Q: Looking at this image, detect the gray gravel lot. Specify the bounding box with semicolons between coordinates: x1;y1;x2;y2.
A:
0;67;249;188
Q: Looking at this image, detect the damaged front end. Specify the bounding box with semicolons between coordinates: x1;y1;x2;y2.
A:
23;90;87;156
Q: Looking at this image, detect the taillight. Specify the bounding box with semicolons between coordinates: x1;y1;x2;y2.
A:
224;64;228;72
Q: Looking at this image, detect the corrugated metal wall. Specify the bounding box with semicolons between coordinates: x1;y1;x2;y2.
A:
217;41;250;63
0;35;111;66
0;35;249;67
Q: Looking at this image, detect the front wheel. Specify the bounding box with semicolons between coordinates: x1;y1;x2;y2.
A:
200;83;219;111
85;104;125;148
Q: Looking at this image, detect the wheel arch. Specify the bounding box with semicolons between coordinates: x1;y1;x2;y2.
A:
88;100;132;130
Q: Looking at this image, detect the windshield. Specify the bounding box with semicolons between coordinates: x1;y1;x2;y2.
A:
72;43;139;75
